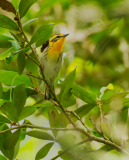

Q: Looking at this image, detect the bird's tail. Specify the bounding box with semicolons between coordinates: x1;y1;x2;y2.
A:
44;83;55;100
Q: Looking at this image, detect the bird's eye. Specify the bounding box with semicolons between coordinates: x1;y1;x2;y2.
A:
56;36;60;38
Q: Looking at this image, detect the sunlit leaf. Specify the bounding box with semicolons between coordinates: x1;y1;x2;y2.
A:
0;0;16;14
29;23;55;46
18;106;36;121
26;131;54;141
13;84;27;115
19;0;37;18
0;14;19;31
0;154;7;160
100;123;111;139
71;83;97;105
17;51;26;75
10;40;20;51
35;142;54;160
12;0;20;11
0;47;14;60
0;70;33;87
0;40;12;48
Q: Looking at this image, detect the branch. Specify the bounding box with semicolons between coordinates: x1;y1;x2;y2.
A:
66;110;92;134
97;99;103;123
0;124;78;135
51;138;91;160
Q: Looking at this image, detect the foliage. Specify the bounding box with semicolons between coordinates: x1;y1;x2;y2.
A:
0;0;129;160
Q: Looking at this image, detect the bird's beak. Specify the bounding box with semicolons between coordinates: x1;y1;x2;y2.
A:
63;34;69;37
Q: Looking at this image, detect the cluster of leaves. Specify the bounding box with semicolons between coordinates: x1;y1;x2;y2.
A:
0;0;129;160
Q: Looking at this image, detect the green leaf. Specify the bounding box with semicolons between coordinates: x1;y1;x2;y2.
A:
48;106;60;137
18;106;36;121
58;69;76;100
0;47;14;60
0;114;11;123
29;23;55;46
35;142;54;160
0;154;7;160
17;51;26;75
0;70;33;87
91;130;102;137
0;14;19;31
54;72;60;88
0;99;9;106
58;134;76;148
19;0;37;18
12;0;20;11
23;18;39;28
10;40;20;51
0;40;12;48
71;83;97;105
0;102;18;122
4;129;20;150
13;84;27;115
0;34;14;40
26;131;54;141
71;104;96;121
99;83;113;99
0;0;16;14
33;101;52;108
0;82;3;99
60;90;76;108
100;123;111;139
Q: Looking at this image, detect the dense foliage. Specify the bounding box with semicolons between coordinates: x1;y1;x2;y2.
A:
0;0;129;160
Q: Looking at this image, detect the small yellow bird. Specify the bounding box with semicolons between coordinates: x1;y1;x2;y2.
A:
40;34;69;100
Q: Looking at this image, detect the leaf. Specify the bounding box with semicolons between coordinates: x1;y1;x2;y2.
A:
0;34;14;40
35;142;54;160
26;131;54;141
54;72;60;88
48;106;60;137
13;84;27;115
60;90;76;108
100;123;111;139
17;51;26;75
0;47;14;60
71;104;96;121
12;0;20;11
71;83;97;105
0;99;9;106
0;40;12;48
58;134;76;148
18;106;36;121
29;23;55;46
0;102;18;122
23;18;39;28
58;69;76;100
33;101;52;108
10;40;20;51
0;154;7;160
0;14;19;31
0;70;33;87
19;0;37;18
4;129;20;150
0;82;3;99
0;0;16;14
99;83;113;99
0;114;11;123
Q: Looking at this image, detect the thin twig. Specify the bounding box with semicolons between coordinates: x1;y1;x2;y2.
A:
66;110;92;134
27;73;43;80
51;138;91;160
97;99;103;123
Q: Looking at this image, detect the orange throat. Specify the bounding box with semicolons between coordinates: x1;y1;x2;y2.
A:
48;38;65;61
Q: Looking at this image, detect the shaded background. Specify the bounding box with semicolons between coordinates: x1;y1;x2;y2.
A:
0;0;129;159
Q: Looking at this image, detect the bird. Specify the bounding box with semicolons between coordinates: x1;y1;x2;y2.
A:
40;34;69;100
